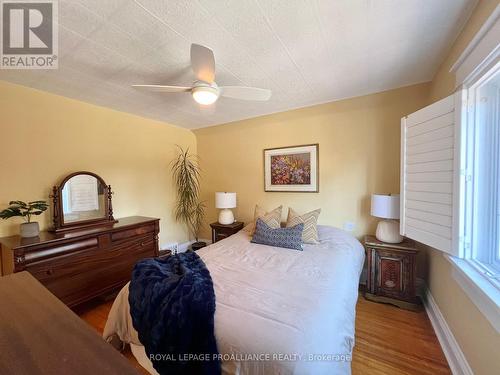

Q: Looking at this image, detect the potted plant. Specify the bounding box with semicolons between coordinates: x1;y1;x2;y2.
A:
0;200;48;237
171;146;206;251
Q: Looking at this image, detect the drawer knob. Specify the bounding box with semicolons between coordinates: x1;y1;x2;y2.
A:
385;280;396;288
46;269;54;276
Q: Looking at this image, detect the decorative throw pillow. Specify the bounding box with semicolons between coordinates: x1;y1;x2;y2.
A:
286;208;321;244
251;218;304;251
244;205;282;234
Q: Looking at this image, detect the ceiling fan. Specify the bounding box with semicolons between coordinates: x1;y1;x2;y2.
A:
132;44;272;106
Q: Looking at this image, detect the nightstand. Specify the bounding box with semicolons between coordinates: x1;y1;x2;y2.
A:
364;235;420;311
210;221;244;243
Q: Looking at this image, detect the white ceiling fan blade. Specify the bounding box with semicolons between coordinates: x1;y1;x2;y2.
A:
190;43;215;83
220;86;272;101
132;84;191;93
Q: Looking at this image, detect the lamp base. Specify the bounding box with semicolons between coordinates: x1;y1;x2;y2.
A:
375;220;403;244
218;209;235;225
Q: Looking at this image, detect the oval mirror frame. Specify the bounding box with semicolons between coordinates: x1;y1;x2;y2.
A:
51;171;116;232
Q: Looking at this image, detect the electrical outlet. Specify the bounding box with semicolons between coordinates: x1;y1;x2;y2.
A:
164;242;178;254
343;221;356;232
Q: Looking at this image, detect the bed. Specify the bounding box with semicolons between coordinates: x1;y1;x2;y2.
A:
103;225;365;375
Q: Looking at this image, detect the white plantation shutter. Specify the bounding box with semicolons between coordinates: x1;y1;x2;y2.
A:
400;90;466;256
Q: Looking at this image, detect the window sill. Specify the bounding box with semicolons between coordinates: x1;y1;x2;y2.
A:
445;254;500;333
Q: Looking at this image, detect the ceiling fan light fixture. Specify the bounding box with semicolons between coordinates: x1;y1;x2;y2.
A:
132;44;272;105
192;86;219;105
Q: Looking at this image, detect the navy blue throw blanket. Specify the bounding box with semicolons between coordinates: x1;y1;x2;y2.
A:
128;252;220;375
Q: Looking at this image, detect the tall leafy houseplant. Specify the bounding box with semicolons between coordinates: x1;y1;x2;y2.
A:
0;200;48;237
171;146;206;250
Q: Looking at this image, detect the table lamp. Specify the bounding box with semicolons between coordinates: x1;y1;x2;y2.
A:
371;194;403;243
215;192;236;225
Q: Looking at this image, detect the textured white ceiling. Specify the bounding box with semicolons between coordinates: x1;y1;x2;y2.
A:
0;0;477;129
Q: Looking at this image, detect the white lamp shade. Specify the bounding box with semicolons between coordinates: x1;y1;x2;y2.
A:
215;192;236;209
371;194;400;219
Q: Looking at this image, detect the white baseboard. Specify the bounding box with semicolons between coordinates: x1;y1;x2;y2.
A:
178;240;192;252
421;285;473;375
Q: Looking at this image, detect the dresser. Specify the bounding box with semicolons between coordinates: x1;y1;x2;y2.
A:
364;235;420;310
0;216;159;307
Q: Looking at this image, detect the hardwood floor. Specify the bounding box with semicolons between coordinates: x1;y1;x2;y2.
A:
77;296;450;375
75;299;149;375
352;298;450;375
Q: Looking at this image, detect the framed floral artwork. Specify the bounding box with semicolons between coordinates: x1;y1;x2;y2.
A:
264;144;319;192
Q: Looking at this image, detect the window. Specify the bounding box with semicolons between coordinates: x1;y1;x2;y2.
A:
401;8;500;331
465;62;500;288
400;64;500;331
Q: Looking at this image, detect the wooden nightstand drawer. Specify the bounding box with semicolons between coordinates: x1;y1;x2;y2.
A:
210;222;244;243
373;249;414;300
214;232;230;242
364;235;419;310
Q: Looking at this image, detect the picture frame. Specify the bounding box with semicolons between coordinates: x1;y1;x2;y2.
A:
263;144;319;192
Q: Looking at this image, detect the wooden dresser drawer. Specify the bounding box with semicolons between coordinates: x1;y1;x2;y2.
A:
26;248;97;285
22;238;98;266
111;234;156;252
111;224;156;242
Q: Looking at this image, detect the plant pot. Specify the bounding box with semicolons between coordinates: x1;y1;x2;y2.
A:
191;241;207;251
20;222;40;238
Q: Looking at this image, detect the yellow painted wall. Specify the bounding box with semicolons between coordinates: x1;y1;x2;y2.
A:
0;80;195;250
422;2;500;374
194;83;430;241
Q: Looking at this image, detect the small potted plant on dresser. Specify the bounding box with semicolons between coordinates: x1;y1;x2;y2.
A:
0;200;48;237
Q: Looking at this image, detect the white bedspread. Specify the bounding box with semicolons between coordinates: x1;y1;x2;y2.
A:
103;225;364;375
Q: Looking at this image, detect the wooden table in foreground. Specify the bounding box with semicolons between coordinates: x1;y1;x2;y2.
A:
0;272;139;375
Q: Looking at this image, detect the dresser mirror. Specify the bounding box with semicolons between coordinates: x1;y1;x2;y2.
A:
51;172;116;232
